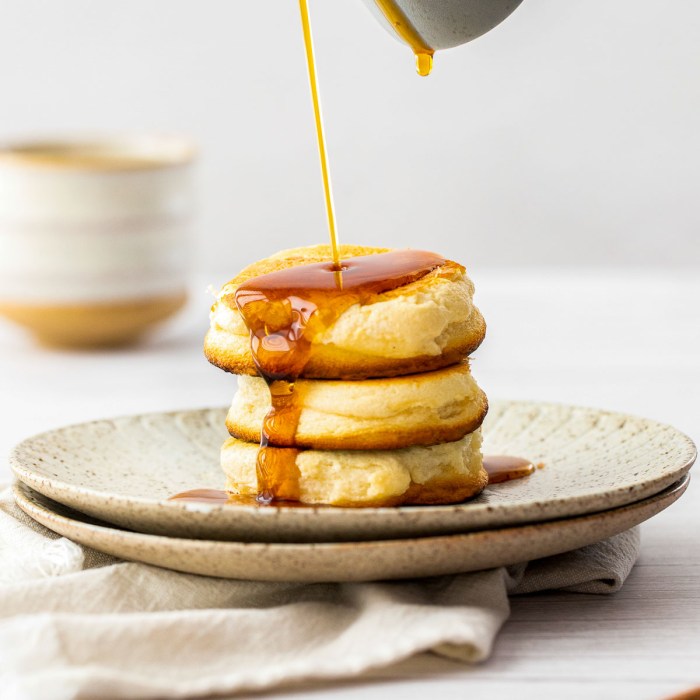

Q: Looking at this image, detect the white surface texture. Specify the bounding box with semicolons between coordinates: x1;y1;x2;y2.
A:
0;269;698;699
1;0;699;271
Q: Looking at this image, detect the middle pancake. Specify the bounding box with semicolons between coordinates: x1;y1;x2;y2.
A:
227;361;487;450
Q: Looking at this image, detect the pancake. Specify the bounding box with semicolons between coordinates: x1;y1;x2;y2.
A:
221;431;486;507
205;244;485;380
227;361;488;450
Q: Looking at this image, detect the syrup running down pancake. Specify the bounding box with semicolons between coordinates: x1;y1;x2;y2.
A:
205;245;486;381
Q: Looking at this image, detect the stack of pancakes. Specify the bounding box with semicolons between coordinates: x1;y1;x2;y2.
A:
205;245;488;507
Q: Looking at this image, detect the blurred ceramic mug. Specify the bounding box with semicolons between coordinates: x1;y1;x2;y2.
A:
0;134;194;347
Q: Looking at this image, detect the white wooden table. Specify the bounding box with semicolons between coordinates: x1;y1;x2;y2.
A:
1;269;698;700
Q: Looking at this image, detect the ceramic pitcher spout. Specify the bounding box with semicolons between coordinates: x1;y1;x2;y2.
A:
361;0;524;51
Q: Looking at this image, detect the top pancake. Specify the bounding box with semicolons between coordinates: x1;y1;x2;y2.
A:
205;244;486;380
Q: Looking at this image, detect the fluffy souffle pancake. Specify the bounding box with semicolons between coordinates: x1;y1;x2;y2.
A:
205;244;486;380
221;431;486;507
227;361;487;450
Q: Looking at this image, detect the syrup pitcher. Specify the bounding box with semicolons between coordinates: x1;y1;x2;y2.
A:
360;0;524;75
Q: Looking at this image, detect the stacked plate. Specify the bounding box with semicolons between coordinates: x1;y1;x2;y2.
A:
11;400;695;582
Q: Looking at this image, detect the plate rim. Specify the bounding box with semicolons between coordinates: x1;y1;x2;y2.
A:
12;474;691;552
11;476;691;581
9;399;696;522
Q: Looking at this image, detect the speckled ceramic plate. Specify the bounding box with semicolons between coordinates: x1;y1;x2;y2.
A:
13;477;689;581
9;401;695;542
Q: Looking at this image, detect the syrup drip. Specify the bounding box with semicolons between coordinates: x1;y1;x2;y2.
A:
233;249;450;503
298;0;341;269
483;456;536;484
374;0;435;76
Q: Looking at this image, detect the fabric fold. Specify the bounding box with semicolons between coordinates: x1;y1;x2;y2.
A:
0;485;640;700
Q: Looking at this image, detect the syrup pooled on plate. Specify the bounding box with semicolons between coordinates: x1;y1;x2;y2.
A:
170;452;537;506
233;249;450;503
483;455;536;484
169;488;310;508
170;488;243;505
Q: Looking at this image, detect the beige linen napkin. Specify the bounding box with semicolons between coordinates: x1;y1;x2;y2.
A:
0;485;639;700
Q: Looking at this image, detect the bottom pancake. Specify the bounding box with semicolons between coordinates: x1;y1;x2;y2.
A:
221;431;486;507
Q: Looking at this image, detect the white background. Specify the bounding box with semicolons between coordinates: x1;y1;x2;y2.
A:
1;0;698;275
